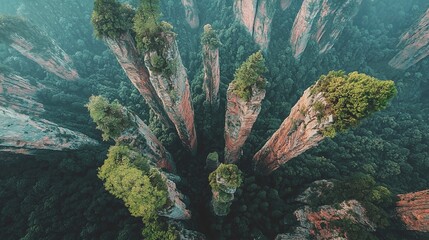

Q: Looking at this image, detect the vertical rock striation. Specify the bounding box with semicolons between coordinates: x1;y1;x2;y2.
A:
0;16;79;80
389;8;429;70
224;84;266;163
104;32;173;127
144;32;197;154
233;0;277;51
202;25;221;108
181;0;200;29
0;106;98;154
253;88;333;174
396;190;429;232
290;0;362;59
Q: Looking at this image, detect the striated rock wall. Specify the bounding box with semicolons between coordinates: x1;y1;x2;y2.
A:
290;0;362;59
253;88;333;174
104;32;173;127
233;0;277;50
144;32;197;154
181;0;200;29
396;190;429;232
0;72;45;116
202;43;220;108
0;106;98;154
224;84;265;163
389;8;429;70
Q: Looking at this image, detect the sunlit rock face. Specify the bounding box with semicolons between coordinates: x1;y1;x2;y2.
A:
396;190;429;232
0;17;79;80
159;175;192;220
290;0;362;59
233;0;277;50
181;0;200;29
224;84;265;163
144;32;197;154
202;43;220;108
389;8;429;70
0;106;98;154
280;0;292;10
0;72;45;116
253;88;333;174
103;32;173;127
116;107;176;172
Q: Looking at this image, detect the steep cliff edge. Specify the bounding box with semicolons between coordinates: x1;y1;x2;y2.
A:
396;190;429;232
201;25;221;109
389;8;429;70
290;0;362;59
0;106;98;154
0;16;79;80
144;31;198;154
233;0;277;50
181;0;200;29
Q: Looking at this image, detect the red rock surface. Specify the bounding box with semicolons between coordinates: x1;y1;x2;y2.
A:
181;0;200;29
290;0;362;59
253;87;333;174
144;32;197;154
104;32;173;128
389;8;429;70
224;84;265;163
396;190;429;232
202;43;220;108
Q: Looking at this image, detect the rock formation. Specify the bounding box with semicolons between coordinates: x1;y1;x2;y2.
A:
233;0;277;50
0;16;79;80
0;106;98;154
389;8;429;70
202;25;221;108
280;0;292;10
224;84;265;163
290;0;363;59
0;72;45;116
181;0;200;29
159;175;192;220
168;221;206;240
396;190;429;232
253;87;333;174
144;31;198;154
103;32;173;127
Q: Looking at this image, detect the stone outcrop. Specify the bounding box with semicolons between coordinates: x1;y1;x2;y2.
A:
290;0;362;59
0;72;45;116
104;32;173;127
389;8;429;70
116;107;176;172
0;106;98;154
224;84;265;163
168;221;206;240
253;87;333;174
202;34;220;108
159;175;192;220
0;17;79;80
396;190;429;232
181;0;200;29
144;32;197;154
233;0;277;50
280;0;292;10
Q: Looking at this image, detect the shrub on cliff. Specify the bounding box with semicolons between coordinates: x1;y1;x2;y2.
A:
201;24;220;49
92;0;134;39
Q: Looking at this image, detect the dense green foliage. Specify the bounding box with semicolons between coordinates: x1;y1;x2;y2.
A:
231;51;267;100
91;0;134;39
312;71;397;137
86;95;130;141
201;24;220;49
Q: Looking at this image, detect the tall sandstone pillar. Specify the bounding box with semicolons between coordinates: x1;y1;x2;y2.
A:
202;24;221;109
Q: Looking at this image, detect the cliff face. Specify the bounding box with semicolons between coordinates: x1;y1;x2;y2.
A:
144;32;197;154
0;106;98;154
202;44;220;108
389;9;429;70
280;0;292;10
396;190;429;232
0;72;45;116
104;33;173;127
159;176;192;220
233;0;277;50
116;107;176;172
253;88;333;174
181;0;200;29
224;84;265;163
290;0;362;59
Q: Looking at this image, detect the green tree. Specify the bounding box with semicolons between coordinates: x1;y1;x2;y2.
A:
201;24;220;49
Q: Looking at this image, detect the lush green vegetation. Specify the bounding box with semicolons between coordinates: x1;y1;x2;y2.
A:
312;71;397;137
201;24;220;49
91;0;134;39
231;51;267;100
